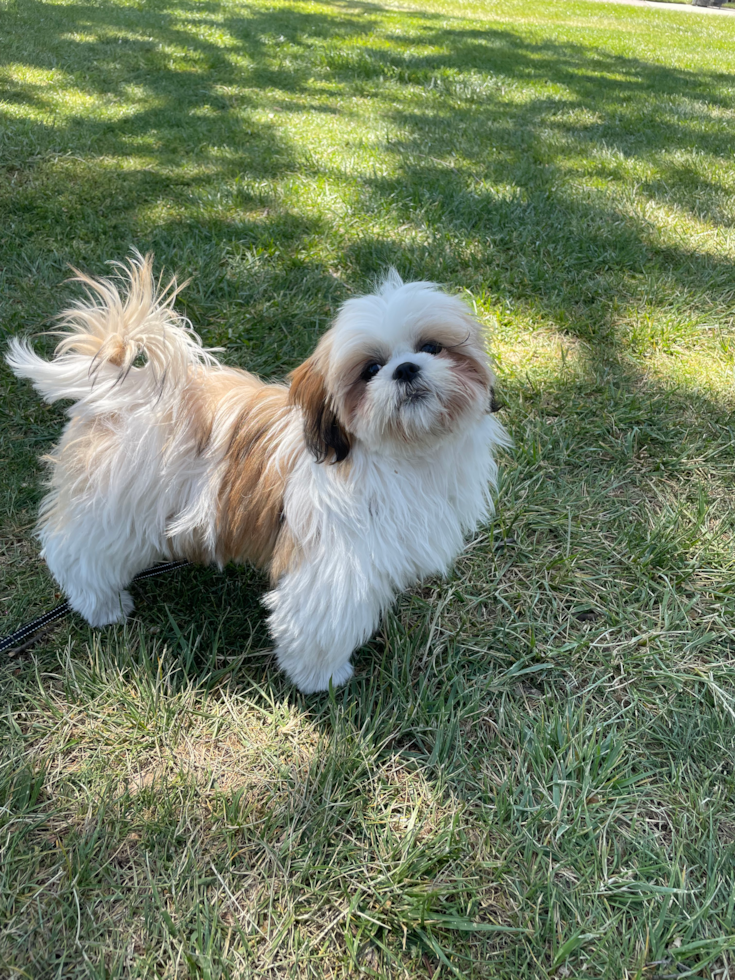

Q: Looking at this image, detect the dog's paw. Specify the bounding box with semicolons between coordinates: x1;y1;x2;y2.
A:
277;650;354;694
70;589;135;627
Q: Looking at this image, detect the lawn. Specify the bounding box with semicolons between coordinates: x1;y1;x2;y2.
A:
2;0;735;976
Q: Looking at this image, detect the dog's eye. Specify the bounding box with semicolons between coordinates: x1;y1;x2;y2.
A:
419;342;442;355
361;362;382;382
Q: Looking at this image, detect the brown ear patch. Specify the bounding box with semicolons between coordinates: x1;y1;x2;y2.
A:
289;356;351;464
489;388;504;413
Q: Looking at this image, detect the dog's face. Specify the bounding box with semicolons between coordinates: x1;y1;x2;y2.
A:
290;274;496;461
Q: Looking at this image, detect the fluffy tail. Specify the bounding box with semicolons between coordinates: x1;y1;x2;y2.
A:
6;252;217;413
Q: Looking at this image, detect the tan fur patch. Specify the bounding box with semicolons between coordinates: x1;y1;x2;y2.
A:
180;367;261;457
337;348;388;424
200;370;295;571
269;525;302;585
342;376;368;424
441;347;493;423
442;347;493;390
289;339;351;463
289;355;327;416
100;336;128;368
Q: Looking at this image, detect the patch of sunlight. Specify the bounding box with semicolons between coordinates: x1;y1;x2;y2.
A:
559;165;735;261
472;182;525;203
77;154;227;180
1;65;67;87
644;349;735;403
665;99;735;123
556;107;607;128
376;0;511;21
180;23;242;50
190;105;223;118
492;322;592;382
662;147;735;178
628;194;735;260
59;31;105;44
26;676;321;806
1;69;167;124
558;14;692;35
0;102;49;124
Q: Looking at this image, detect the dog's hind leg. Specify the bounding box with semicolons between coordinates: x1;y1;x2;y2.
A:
39;503;160;627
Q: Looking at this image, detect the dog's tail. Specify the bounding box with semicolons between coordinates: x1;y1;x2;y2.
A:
6;252;217;412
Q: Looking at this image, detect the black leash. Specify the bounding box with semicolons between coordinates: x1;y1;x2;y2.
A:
0;559;191;654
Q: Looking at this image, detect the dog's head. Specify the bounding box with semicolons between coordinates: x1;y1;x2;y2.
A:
289;272;497;461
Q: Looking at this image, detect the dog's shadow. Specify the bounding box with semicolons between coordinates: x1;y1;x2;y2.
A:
123;561;277;690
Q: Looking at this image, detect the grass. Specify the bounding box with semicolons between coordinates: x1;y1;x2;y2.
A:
2;0;735;975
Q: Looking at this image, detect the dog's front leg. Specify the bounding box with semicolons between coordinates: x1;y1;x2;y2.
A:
264;548;394;694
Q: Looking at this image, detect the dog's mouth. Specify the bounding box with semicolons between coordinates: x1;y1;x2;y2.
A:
399;386;431;407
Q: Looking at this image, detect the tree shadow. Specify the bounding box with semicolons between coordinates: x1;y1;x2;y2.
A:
328;23;735;355
1;0;732;360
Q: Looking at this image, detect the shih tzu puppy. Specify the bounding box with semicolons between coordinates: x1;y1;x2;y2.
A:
6;254;509;692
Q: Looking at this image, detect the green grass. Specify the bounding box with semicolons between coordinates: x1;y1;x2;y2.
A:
2;0;735;975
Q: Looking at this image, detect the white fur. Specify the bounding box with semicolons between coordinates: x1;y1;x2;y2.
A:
6;256;510;692
266;414;505;692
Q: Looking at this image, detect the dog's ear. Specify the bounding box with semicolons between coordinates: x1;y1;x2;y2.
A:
289;355;351;464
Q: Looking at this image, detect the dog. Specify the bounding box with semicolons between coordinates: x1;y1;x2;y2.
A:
6;254;509;692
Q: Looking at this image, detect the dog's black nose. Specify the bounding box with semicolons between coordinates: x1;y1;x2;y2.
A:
393;362;421;383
